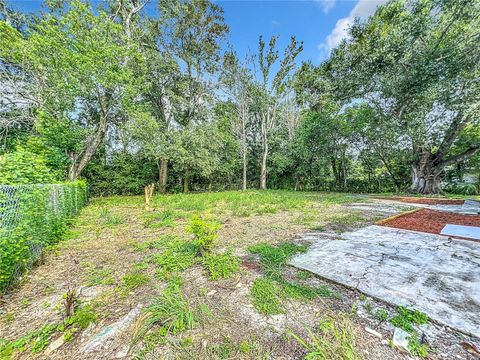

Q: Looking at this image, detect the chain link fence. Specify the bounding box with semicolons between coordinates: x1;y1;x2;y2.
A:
0;181;87;292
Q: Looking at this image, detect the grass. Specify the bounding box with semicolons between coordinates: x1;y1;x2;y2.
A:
1;190;376;359
202;250;240;280
83;264;115;286
248;242;308;277
251;278;283;315
152;238;198;279
249;242;332;315
288;315;362;360
135;278;195;340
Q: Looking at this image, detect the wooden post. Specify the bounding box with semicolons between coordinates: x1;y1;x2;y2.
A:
145;183;155;211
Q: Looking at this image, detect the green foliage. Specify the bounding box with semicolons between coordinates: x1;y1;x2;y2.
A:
248;242;307;277
390;306;428;333
83;152;158;196
187;216;220;254
153;237;198;279
0;147;56;185
251;277;283;315
444;183;478;196
248;241;331;315
0;181;87;292
288;316;362;360
98;207;125;226
374;309;388;322
407;333;430;358
138;279;195;338
202;250;240;280
120;271;149;291
0;303;97;357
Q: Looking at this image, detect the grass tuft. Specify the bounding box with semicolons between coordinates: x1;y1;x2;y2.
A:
202;250;240;280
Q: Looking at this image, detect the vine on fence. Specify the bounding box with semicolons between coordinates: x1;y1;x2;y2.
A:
0;181;87;292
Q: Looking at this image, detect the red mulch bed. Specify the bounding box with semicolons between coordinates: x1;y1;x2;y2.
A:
382;208;480;235
376;196;464;205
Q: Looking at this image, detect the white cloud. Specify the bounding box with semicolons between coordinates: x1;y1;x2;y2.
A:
316;0;336;14
271;20;280;26
318;0;388;58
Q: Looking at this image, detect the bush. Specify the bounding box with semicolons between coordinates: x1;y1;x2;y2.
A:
187;216;220;255
0;181;87;292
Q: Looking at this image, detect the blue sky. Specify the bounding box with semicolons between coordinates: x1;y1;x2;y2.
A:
8;0;387;64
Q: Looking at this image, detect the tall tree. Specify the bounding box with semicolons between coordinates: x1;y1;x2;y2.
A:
221;51;254;190
324;0;480;193
254;35;303;190
0;0;144;180
134;0;228;192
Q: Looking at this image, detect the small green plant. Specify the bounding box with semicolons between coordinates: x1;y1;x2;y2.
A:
153;238;197;278
363;302;373;314
251;278;282;315
288;315;362;360
84;266;115;286
99;207;124;226
297;270;312;280
202;250;240;280
390;306;428;333
136;278;194;341
143;210;178;228
248;242;307;277
375;308;388;322
187;216;220;254
407;332;429;357
120;271;149;292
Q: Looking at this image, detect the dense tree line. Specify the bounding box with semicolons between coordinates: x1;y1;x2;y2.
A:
0;0;478;195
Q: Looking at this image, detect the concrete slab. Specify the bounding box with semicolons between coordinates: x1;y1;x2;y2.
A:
289;225;480;338
441;224;480;240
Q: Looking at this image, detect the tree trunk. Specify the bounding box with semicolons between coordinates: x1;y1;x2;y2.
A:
242;147;247;191
157;158;168;193
409;161;443;194
183;165;189;193
260;141;268;190
68;113;108;181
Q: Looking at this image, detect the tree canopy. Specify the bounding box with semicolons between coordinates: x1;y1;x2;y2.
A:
0;0;478;195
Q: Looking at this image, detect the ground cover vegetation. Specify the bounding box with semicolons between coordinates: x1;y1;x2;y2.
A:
0;190;419;359
0;0;478;195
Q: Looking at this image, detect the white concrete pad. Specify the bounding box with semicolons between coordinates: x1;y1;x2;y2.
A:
441;224;480;240
290;225;480;338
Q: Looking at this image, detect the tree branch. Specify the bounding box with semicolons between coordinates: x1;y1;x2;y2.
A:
442;144;480;168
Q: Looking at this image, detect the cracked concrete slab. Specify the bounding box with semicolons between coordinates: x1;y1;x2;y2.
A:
290;225;480;338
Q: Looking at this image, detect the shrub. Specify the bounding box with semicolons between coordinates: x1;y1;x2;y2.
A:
0;181;87;292
187;216;220;254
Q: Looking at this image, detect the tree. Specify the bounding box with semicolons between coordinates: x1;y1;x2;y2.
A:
324;0;480;193
132;0;228;192
253;35;303;190
0;0;144;180
221;52;255;190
